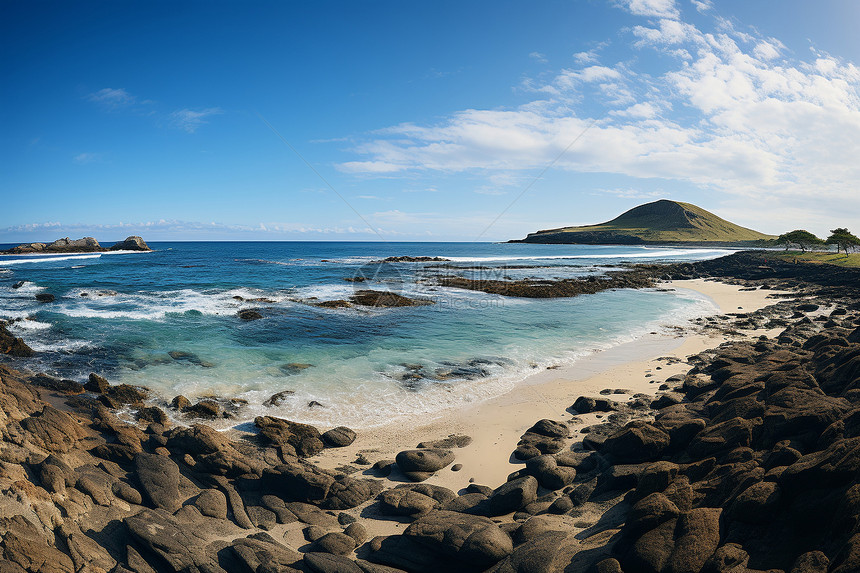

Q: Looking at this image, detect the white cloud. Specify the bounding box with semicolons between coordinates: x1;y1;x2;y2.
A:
690;0;712;13
73;152;101;164
338;9;860;231
623;0;679;20
169;108;224;133
529;51;548;63
87;88;135;108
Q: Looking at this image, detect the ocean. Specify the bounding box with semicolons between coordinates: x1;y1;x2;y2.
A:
0;242;732;428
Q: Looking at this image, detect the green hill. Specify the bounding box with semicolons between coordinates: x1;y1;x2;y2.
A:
512;200;776;245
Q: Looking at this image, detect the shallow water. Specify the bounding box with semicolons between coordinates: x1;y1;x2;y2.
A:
0;242;727;427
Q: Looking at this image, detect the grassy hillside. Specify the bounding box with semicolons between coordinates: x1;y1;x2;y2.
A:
769;251;860;268
514;200;776;245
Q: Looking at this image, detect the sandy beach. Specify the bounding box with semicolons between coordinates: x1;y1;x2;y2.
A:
310;279;793;499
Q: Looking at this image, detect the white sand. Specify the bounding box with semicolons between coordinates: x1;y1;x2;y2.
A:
308;279;791;532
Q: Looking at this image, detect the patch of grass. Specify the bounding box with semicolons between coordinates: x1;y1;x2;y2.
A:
769;250;860;268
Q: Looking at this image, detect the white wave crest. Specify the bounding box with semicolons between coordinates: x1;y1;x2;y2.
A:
0;254;104;265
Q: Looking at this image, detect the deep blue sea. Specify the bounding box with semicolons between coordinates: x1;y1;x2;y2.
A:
0;242;732;427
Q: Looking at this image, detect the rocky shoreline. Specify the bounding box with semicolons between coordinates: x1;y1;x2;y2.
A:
2;253;860;572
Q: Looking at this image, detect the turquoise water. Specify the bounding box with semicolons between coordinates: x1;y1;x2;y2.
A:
0;242;728;427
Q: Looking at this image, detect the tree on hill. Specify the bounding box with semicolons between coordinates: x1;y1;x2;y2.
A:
826;228;860;253
775;230;825;252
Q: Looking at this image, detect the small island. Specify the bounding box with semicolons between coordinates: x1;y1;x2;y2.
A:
511;200;775;246
2;235;151;254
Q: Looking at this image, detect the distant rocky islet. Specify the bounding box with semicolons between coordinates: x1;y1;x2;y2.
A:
2;235;151;254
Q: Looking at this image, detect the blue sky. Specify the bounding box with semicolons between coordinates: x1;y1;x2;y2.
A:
3;0;859;242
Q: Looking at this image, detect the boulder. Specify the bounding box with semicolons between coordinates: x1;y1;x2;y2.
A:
304;552;364;573
570;396;617;414
484;476;539;516
404;510;513;569
255;415;325;457
166;424;261;477
125;508;223;572
134;452;181;512
378;484;456;517
228;535;303;572
314;532;357;555
601;421;670;464
395;449;454;480
194;489;228;519
323;426;357;447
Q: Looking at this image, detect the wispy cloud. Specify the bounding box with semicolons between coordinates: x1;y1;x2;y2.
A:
169;108;224;133
73;152;101;164
529;51;548;63
86;87;135;109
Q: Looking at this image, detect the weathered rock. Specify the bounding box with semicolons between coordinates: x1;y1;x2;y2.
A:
601;421;671;464
524;455;576;490
304;552;364;573
315;532;357;555
323;477;385;510
0;325;35;357
484;476;539;516
570;396;617;414
323;426;357;448
0;515;75;573
183;399;220;419
378;484;457;517
20;406;88;452
264;462;337;504
85;373;110;393
35;293;55;303
194;489;228;519
625;493;680;538
526;419;570;439
166;424;261;476
367;534;458;573
109;236;150;251
395;449;455;474
404;510;513;568
345;522;368;546
134;452;181;512
228;535;303;572
125;508;224;572
256;415;325;457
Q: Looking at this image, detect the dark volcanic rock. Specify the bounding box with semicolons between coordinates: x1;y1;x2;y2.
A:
350;290;433;308
35;293;55;303
237;309;264;320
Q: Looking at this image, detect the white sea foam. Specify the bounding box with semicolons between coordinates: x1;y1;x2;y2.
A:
52;287;295;321
0;254;104;265
7;320;52;331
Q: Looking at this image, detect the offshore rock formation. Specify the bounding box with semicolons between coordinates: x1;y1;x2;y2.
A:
2;235;150;254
